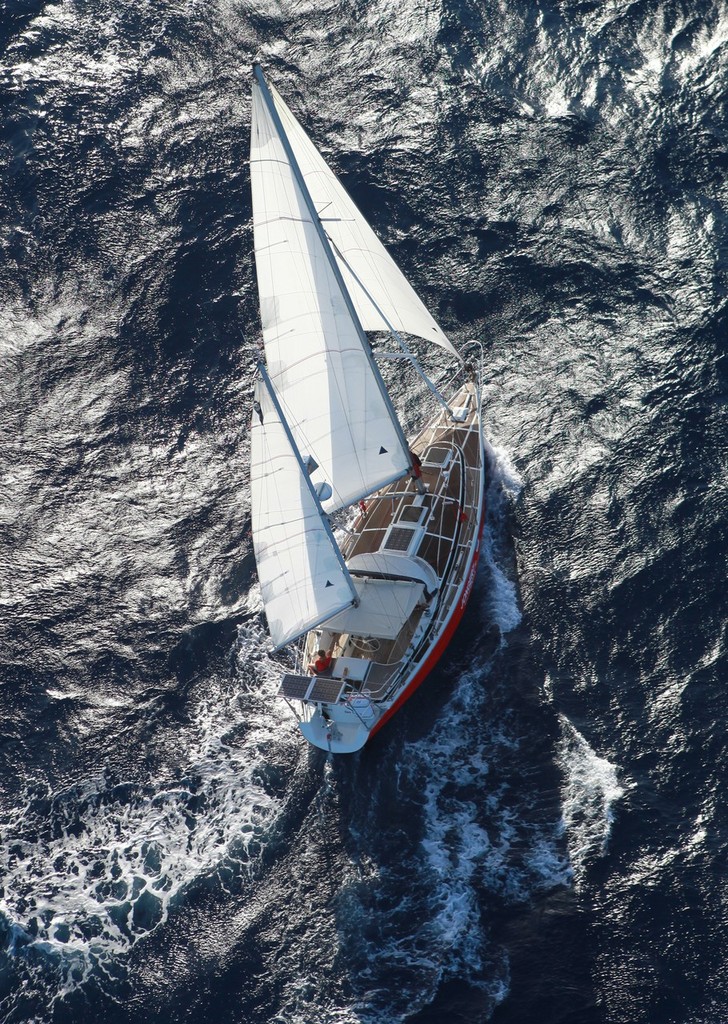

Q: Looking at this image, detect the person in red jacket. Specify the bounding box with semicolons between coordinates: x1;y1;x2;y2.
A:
409;449;425;494
409;449;423;480
310;648;333;674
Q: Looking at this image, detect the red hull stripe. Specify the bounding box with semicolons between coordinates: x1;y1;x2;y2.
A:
368;508;486;740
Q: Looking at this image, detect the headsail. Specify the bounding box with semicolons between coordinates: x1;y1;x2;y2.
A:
250;378;357;651
265;80;460;361
251;70;412;514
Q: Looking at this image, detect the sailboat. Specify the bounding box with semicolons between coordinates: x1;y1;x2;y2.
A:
249;66;485;753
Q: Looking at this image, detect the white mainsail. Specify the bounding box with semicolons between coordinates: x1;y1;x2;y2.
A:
251;75;412;515
266;81;460;361
250;379;357;651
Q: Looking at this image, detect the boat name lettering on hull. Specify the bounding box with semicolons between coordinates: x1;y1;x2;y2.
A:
460;549;479;611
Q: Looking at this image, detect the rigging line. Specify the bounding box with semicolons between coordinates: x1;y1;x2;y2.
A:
324;232;458;417
252;65;415;481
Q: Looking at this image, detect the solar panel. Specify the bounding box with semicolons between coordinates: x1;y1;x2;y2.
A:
382;526;415;552
307;677;346;703
278;674;313;700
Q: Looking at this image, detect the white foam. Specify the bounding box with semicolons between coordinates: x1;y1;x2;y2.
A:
487;442;524;500
478;442;523;635
414;669;570;901
45;688;84;701
480;528;522;635
557;714;624;885
331;662;570;1020
0;669;296;1000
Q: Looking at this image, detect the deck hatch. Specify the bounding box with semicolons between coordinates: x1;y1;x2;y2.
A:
423;445;452;468
396;504;427;525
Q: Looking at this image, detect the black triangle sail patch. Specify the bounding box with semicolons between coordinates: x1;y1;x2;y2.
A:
379;446;388;454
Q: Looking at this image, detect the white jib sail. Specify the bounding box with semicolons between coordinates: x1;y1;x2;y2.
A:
251;78;412;513
266;81;460;361
250;380;356;651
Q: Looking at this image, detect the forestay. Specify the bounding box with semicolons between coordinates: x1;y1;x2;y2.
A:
267;81;460;361
251;78;411;514
250;380;357;650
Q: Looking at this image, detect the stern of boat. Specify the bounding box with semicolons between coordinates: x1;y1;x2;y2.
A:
300;706;371;753
276;670;381;753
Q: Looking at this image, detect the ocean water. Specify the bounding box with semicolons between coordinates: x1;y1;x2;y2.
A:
1;1;727;1022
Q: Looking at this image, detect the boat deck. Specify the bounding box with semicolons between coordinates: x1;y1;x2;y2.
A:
294;381;483;704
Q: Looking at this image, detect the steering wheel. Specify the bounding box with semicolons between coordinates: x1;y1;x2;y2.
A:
349;636;380;654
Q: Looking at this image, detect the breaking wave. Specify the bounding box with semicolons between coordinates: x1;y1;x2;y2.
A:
556;712;625;886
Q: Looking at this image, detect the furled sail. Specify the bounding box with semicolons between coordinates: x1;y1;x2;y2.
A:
265;80;460;361
250;379;357;651
251;73;412;514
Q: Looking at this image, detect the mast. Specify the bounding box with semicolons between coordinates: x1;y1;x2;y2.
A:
252;65;416;488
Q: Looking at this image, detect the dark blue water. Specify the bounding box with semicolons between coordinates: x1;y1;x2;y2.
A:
2;2;727;1022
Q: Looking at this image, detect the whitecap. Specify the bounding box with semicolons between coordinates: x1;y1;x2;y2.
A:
557;714;624;885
